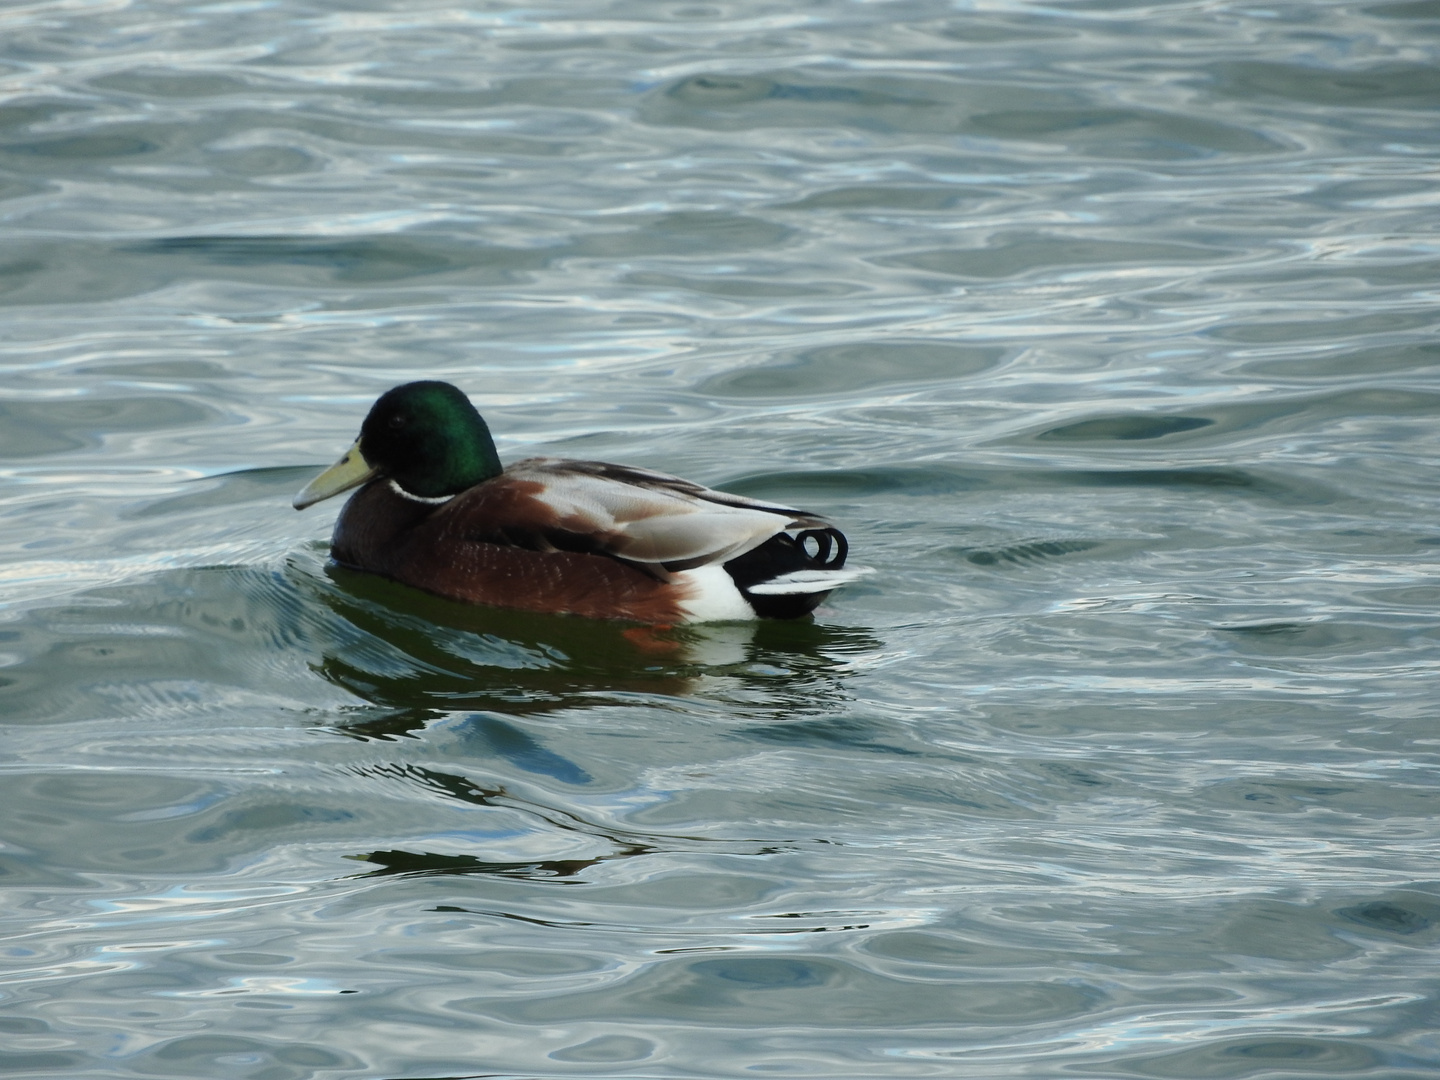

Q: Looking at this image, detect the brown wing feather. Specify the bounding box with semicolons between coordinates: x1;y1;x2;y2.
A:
503;458;831;569
331;479;689;622
527;458;819;517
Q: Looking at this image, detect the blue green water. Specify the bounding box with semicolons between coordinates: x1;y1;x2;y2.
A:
3;1;1440;1077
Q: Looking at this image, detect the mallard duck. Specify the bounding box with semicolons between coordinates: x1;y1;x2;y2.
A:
294;381;868;623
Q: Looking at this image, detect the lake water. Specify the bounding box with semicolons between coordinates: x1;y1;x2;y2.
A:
3;1;1440;1077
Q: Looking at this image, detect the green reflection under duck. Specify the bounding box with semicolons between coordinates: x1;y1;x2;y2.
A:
308;559;880;731
294;381;869;623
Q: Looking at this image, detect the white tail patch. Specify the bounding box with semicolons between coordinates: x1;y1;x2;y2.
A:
747;566;874;596
674;564;760;622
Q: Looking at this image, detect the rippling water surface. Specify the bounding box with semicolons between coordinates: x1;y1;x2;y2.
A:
3;1;1440;1077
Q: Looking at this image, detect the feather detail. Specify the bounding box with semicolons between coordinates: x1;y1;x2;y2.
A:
504;458;827;570
745;567;875;595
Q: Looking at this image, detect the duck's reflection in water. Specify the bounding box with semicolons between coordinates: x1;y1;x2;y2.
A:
297;563;881;882
309;563;878;737
351;760;654;882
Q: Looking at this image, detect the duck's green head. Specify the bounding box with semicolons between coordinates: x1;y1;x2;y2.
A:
294;381;503;510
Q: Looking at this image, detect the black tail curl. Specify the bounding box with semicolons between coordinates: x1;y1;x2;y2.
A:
722;525;851;619
794;527;848;570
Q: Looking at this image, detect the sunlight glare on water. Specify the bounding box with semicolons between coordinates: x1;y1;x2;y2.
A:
1;1;1439;1078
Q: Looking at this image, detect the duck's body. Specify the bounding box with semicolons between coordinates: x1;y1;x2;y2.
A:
295;382;866;623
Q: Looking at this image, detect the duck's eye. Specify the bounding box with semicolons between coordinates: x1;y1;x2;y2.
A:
388;414;407;430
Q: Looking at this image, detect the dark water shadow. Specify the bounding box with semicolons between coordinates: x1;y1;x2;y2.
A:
642;71;952;133
346;761;673;883
699;340;1005;399
880;234;1233;280
958;538;1104;567
0;208;798;305
342;750;806;885
1210;59;1440;109
1035;415;1215;442
1011;388;1440;453
353;847;617;880
306;564;694;731
1369;0;1440;17
966;105;1280;157
297;561;880;738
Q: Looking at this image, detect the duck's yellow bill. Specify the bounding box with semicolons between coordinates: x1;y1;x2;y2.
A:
293;440;377;510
